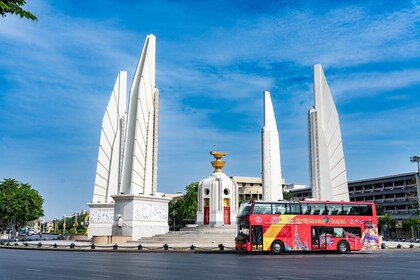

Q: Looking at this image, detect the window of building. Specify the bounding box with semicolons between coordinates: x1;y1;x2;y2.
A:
394;180;404;187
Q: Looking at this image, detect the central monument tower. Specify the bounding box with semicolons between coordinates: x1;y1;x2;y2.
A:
196;152;238;226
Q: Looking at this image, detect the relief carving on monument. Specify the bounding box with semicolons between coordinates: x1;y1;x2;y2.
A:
134;203;167;221
90;209;114;224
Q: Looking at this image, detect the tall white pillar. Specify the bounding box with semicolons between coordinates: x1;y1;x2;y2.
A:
262;91;283;201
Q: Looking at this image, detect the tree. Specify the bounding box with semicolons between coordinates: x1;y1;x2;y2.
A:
377;214;397;238
0;0;37;20
283;191;295;201
402;217;420;239
168;182;198;228
0;178;44;232
168;197;185;228
182;182;198;220
376;204;385;215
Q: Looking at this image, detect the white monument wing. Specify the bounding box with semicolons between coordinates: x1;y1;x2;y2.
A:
121;34;158;196
310;64;349;201
262;91;283;201
92;71;127;203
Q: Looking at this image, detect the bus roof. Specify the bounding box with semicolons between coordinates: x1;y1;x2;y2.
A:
244;199;375;205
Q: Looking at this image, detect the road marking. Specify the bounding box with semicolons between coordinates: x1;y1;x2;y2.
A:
26;268;42;272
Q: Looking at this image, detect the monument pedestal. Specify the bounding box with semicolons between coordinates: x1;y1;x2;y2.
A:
87;203;114;239
111;194;171;240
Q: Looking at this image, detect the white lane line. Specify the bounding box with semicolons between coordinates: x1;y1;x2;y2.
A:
25;268;42;272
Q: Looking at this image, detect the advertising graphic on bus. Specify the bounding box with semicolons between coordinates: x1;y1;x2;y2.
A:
235;200;380;254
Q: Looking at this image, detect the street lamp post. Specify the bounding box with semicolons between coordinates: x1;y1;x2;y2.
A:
63;215;66;237
410;156;420;173
410;156;420;210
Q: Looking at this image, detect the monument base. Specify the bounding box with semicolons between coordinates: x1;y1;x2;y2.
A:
111;194;171;240
87;203;114;239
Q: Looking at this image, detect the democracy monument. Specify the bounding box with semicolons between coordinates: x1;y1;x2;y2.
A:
87;34;349;243
88;34;170;242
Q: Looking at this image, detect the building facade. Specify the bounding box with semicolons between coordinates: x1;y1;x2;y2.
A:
348;172;419;219
231;176;263;201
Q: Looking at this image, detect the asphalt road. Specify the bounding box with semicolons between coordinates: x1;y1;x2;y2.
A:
0;249;419;280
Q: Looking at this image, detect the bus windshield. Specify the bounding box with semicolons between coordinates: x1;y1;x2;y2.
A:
237;201;252;217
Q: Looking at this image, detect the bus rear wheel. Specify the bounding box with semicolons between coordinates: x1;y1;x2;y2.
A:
337;241;349;254
271;241;284;254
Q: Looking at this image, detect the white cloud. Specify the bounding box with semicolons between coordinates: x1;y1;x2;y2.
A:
331;69;420;100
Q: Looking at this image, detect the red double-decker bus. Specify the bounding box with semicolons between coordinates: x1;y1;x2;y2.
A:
235;200;380;254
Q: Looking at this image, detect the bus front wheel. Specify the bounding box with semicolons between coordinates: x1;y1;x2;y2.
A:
271;241;284;254
337;241;349;254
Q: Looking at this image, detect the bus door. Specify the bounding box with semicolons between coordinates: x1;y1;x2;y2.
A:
311;227;327;250
251;226;263;251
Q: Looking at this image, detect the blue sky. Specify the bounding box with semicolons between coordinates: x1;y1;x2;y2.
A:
0;0;419;219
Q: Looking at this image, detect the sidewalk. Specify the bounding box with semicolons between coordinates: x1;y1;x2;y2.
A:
2;238;420;251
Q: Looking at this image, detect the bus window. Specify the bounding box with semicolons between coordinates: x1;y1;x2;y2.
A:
359;204;372;216
252;203;272;214
288;203;301;214
349;206;359;215
342;204;353;215
301;204;310;215
326;204;342;215
326;227;345;237
343;227;361;238
310;204;324;215
237;201;252;217
272;203;286;214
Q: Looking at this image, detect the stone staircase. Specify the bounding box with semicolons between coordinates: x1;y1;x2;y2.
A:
129;225;237;248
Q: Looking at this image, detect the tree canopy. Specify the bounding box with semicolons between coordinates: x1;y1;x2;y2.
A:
0;178;44;228
0;0;37;20
402;217;420;238
377;214;397;230
168;182;198;227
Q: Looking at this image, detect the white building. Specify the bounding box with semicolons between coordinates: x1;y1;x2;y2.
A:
308;64;349;201
196;152;238;226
